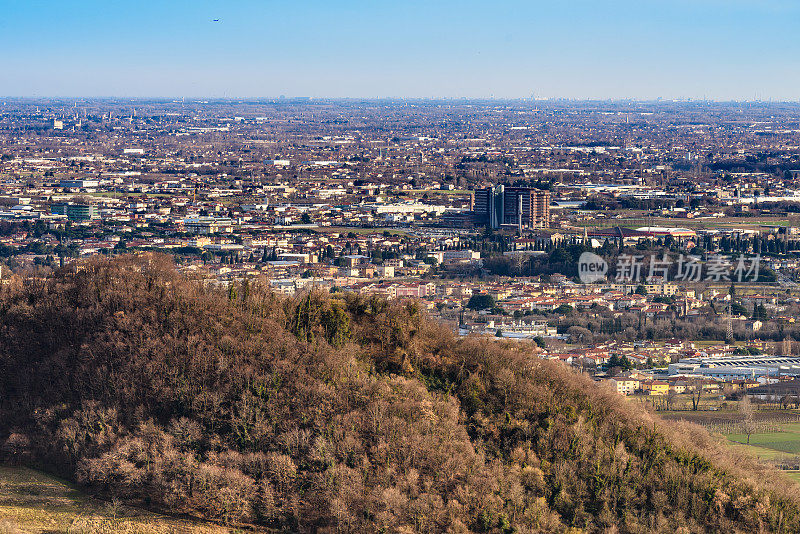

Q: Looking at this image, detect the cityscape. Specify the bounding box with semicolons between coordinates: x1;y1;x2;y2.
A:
5;0;800;532
4;99;800;386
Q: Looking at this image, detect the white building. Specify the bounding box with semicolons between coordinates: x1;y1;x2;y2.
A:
608;378;640;396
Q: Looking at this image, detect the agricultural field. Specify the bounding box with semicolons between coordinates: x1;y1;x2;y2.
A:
0;466;233;534
661;405;800;423
662;406;800;485
727;422;800;455
724;432;800;485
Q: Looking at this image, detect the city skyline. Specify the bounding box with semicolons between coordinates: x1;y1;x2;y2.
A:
2;0;799;100
4;2;800;529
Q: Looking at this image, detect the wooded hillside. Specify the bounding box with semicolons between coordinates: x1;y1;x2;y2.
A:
0;254;798;533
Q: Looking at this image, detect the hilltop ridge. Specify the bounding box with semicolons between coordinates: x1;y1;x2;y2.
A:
0;254;798;533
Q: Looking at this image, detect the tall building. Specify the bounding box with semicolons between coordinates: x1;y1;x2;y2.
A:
473;186;549;230
473;184;504;229
51;203;98;222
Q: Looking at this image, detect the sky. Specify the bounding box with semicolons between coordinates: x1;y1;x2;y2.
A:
1;0;799;100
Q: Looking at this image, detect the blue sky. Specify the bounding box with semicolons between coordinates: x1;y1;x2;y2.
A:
1;0;798;99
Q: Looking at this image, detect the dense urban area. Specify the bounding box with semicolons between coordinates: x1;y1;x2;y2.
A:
5;100;800;367
6;98;800;530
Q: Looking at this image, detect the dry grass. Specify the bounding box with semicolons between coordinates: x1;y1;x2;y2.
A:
0;466;234;534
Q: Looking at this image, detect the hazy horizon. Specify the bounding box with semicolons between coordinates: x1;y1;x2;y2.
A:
3;0;799;101
3;97;800;104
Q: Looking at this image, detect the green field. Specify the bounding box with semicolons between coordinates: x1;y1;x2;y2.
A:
660;405;800;484
726;440;788;460
723;421;800;484
727;423;800;455
0;466;232;533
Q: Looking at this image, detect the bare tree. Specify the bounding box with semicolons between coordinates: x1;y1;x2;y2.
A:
690;378;703;411
739;395;756;445
666;390;678;411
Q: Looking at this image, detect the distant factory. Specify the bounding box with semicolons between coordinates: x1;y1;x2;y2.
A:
669;355;800;380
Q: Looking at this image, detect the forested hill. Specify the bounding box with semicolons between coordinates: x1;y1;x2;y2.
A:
0;254;798;533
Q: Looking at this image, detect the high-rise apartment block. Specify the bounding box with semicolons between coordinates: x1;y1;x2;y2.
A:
473;185;550;230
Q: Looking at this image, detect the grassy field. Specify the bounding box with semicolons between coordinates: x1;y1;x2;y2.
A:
708;415;800;484
658;404;800;485
726;423;800;455
725;440;792;461
661;406;800;424
723;436;800;487
0;466;233;533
